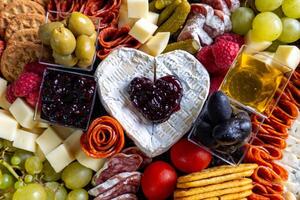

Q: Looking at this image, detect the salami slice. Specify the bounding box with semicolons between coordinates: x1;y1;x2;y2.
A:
224;0;240;11
89;172;141;198
110;193;137;200
201;0;230;15
122;147;152;168
92;153;143;185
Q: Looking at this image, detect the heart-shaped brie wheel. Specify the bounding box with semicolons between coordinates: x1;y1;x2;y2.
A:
95;48;210;157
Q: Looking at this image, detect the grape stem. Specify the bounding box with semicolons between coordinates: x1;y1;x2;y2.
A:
0;159;20;180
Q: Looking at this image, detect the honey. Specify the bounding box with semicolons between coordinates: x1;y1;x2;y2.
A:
220;52;290;114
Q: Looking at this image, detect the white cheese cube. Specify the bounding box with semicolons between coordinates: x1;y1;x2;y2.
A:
9;98;37;129
52;125;75;140
35;145;46;162
76;150;106;171
127;0;148;18
36;127;62;155
129;18;158;43
37;121;49;128
0;79;11;110
273;45;300;70
0;78;7;96
46;144;75;172
22;127;45;135
118;4;138;28
63;130;83;156
139;32;170;56
147;12;159;25
0;109;18;141
13;129;38;152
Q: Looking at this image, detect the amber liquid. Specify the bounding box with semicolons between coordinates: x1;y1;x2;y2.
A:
221;53;288;113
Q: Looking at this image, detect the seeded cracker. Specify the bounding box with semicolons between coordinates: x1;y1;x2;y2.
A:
7;28;41;45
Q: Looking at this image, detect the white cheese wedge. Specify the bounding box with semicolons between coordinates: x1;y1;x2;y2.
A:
36;127;62;155
12;129;38;152
127;0;148;18
46;144;75;172
245;30;272;52
9;98;37;129
75;150;106;172
0;109;18;141
63;130;83;156
139;32;170;56
51;125;75;140
129;18;158;44
273;45;300;70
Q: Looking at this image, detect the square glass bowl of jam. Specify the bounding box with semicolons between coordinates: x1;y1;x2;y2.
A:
38;11;99;71
219;45;294;118
188;91;264;165
34;68;97;130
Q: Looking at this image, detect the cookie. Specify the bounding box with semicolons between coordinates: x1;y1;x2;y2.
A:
0;42;50;81
0;0;45;36
5;14;45;41
7;28;41;45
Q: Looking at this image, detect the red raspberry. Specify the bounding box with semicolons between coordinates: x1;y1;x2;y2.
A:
24;62;47;77
209;75;225;95
196;46;219;75
26;90;39;108
14;72;41;97
212;40;239;73
215;33;244;48
6;84;16;103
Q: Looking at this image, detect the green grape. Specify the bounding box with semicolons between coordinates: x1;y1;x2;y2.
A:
14;181;25;189
62;162;93;190
278;17;300;43
66;189;89;200
45;182;67;200
231;7;255;35
11;156;21;166
252;12;283;41
42;160;61;182
0;173;14;190
24;175;33;183
12;183;47;200
282;0;300;19
14;150;33;168
255;0;283;12
25;156;43;175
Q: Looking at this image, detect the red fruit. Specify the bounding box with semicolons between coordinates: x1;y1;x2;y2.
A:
6;84;16;103
216;33;244;47
196;46;219;75
24;62;47;77
212;40;239;73
26;90;39;108
13;72;41;97
210;75;225;94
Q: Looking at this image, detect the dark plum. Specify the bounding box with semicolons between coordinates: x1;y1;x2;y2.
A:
195;120;218;148
234;111;251;121
128;75;183;123
207;91;232;125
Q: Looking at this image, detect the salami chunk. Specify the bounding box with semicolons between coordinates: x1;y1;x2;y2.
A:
110;193;138;200
92;153;143;185
224;0;240;11
89;172;141;199
201;0;230;15
122;147;152;168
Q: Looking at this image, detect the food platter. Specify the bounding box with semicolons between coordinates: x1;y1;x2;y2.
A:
0;0;300;200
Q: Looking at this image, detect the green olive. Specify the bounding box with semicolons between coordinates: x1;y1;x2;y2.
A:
78;57;94;69
50;27;76;55
89;31;98;44
53;51;78;67
68;12;95;36
38;22;64;45
75;35;95;61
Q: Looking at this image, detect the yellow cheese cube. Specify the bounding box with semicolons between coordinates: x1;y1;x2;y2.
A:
76;150;106;171
118;4;137;28
13;129;38;152
46;144;75;172
52;125;75;140
9;98;37;129
129;18;158;43
139;32;170;56
127;0;148;18
147;12;159;25
36;127;62;155
0;110;18;141
273;45;300;70
63;130;83;156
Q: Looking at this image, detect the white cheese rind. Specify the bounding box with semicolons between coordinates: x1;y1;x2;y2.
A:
9;98;37;129
139;32;170;56
36;127;62;155
12;129;38;152
129;18;158;43
127;0;148;18
95;48;210;157
0;109;18;141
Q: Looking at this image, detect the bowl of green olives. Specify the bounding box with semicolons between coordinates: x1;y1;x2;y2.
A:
188;91;264;165
38;11;99;71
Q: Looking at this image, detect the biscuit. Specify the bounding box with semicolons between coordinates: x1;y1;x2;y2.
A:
7;28;40;45
219;190;252;200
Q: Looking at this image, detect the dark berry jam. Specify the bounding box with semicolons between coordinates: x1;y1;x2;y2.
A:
40;69;96;130
128;75;183;123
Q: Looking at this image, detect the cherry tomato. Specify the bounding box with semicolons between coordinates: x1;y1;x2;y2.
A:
141;161;177;200
171;138;212;173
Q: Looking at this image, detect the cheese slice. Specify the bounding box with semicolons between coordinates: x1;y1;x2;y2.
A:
9;98;37;129
273;45;300;70
127;0;148;18
139;32;170;56
0;109;18;141
36;127;62;155
75;149;106;172
63;130;83;156
46;144;75;172
12;129;38;152
129;18;158;44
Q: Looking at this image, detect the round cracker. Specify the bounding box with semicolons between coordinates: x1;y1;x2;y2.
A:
5;13;45;40
7;28;41;45
0;42;50;81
